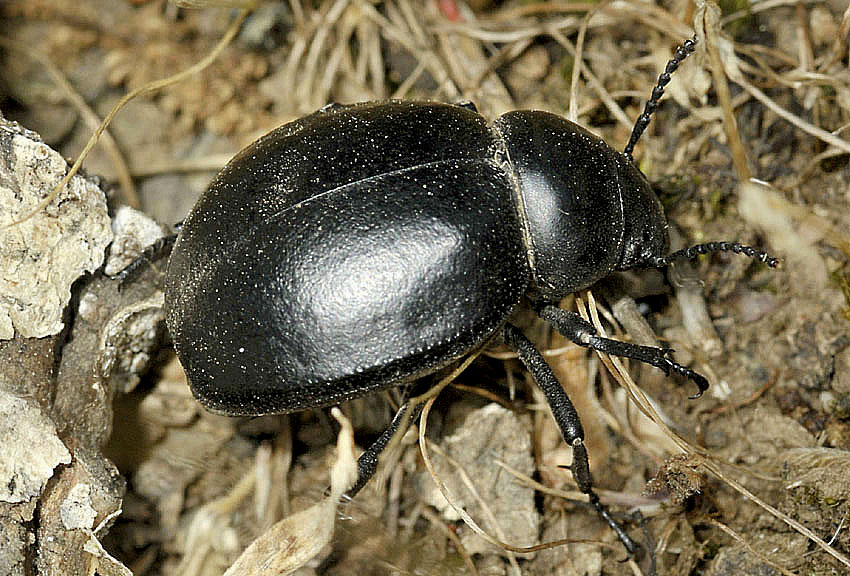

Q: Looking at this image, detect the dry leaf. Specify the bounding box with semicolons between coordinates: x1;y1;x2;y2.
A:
223;408;357;576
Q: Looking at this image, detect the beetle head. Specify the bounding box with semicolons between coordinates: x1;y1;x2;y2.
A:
615;155;669;270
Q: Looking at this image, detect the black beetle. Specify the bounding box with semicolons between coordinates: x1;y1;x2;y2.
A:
153;37;777;555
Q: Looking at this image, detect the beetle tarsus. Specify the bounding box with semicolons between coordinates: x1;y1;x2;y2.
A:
503;323;639;557
347;401;423;498
113;232;178;290
670;364;709;398
588;492;639;557
538;305;710;396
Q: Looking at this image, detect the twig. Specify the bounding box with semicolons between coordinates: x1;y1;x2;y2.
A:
700;4;752;180
709;370;779;415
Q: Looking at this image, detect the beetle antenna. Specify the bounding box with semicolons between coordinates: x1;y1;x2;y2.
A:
623;36;698;160
650;242;781;268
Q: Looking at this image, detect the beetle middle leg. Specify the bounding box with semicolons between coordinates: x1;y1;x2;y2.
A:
503;323;639;556
113;224;182;288
537;304;710;399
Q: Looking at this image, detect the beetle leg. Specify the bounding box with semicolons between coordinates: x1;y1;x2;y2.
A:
114;232;179;289
503;323;639;557
538;305;709;399
347;401;423;497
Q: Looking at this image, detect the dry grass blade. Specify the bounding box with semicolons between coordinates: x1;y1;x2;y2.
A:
494;459;661;512
577;293;694;456
735;75;850;154
385;351;481;466
298;0;349;111
420;507;479;576
172;0;260;7
698;1;752;180
417;391;622;558
5;8;250;228
358;0;460;100
549;29;632;129
424;440;523;575
568;2;597;123
427;1;514;115
604;1;692;40
128;153;234;177
697;0;850;158
432;14;580;44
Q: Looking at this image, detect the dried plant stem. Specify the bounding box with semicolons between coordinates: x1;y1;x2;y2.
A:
706;518;797;576
418;393;622;556
494;459;662;511
735;74;850;154
703;456;850;569
568;6;592;122
550;29;632;129
426;441;522;575
358;0;460;100
567;0;618;124
421;507;480;576
297;0;349;111
702;24;752;180
129;153;233;177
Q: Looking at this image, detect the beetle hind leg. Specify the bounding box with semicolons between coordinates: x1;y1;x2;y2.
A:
538;305;709;398
503;323;640;557
347;400;423;497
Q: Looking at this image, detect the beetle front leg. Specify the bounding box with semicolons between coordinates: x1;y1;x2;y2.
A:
503;323;639;557
538;305;709;399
